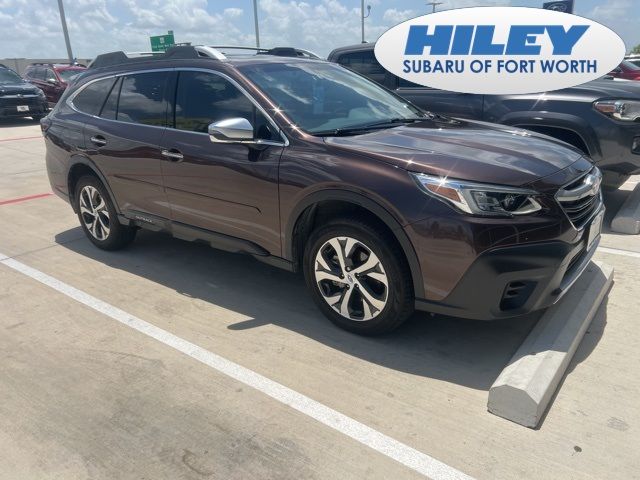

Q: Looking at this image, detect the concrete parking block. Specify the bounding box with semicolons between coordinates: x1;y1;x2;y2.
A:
488;261;614;428
611;183;640;234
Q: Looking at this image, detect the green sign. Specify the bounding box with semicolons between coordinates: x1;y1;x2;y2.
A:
150;31;175;52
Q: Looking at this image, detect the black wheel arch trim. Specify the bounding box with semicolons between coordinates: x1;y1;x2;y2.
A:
496;111;600;158
284;189;424;298
67;155;121;215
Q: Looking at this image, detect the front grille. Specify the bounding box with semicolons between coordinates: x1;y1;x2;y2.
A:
556;167;602;229
0;95;40;107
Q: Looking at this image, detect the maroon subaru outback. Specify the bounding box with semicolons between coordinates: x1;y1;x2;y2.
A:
43;46;604;335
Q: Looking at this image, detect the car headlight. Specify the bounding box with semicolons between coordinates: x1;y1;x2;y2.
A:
594;100;640;122
411;173;542;216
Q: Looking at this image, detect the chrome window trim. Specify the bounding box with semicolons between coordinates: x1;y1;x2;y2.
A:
66;67;289;146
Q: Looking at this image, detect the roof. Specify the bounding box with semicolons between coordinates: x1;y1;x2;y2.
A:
326;42;374;60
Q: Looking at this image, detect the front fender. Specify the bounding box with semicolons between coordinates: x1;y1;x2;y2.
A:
284;188;424;299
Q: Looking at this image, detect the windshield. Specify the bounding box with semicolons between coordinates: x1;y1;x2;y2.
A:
622;60;640;71
0;69;23;84
239;62;424;134
57;69;84;82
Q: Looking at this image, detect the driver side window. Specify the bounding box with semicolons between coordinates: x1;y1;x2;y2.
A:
174;71;276;141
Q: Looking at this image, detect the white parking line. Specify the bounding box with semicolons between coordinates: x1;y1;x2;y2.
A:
599;246;640;259
0;251;473;480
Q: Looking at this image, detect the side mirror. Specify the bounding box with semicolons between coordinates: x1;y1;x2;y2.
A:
208;118;254;143
46;78;58;84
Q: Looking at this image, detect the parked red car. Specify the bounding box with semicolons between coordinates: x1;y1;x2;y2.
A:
23;63;86;107
608;60;640;80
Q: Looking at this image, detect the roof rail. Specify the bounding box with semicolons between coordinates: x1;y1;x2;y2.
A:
88;46;216;69
87;44;321;70
208;45;321;59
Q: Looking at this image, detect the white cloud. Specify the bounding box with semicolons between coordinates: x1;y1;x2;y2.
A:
383;8;416;25
223;7;243;18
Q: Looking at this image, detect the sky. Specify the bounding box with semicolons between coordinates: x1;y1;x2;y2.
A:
0;0;637;60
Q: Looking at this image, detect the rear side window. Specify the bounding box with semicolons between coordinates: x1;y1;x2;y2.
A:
337;51;386;85
72;78;116;116
117;72;170;127
174;71;276;140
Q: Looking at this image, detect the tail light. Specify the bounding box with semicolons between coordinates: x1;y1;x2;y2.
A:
40;116;51;135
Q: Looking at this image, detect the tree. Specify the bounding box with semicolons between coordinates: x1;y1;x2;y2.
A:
632;44;640;55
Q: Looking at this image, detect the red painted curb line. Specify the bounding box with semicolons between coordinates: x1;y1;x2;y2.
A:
0;192;53;206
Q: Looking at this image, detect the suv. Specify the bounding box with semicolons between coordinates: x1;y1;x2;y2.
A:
23;63;87;107
328;44;640;189
44;46;604;335
0;65;48;120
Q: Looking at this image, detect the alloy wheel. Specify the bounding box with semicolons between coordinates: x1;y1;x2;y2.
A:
79;185;110;241
314;236;389;321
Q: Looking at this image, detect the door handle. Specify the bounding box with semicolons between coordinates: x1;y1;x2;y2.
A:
161;149;184;162
90;135;107;147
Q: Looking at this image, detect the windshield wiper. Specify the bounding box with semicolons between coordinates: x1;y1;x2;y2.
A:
313;117;424;137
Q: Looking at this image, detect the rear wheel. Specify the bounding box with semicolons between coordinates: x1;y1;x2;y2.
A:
303;218;414;335
75;175;136;250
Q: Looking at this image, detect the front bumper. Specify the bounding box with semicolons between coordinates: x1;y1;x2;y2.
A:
0;97;47;118
414;207;604;320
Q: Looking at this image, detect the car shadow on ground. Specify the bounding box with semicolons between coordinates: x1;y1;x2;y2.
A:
55;227;603;393
602;186;637;235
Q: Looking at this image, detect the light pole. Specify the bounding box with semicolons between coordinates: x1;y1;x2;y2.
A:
57;0;74;62
361;1;371;43
427;2;443;13
253;0;261;48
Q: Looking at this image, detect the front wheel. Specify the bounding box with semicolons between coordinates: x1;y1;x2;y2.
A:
75;175;136;250
303;218;414;335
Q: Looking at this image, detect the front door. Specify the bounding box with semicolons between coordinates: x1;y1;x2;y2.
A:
160;70;283;255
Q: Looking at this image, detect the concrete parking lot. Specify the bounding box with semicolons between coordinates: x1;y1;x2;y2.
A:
1;118;639;479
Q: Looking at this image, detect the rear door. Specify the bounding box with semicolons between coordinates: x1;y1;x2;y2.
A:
77;71;171;221
159;69;283;254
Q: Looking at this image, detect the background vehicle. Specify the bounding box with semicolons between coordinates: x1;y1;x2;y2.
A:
608;60;640;80
0;65;48;121
23;63;87;107
625;55;640;68
44;46;603;335
328;44;640;189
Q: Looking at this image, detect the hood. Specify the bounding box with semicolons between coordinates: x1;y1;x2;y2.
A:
324;117;585;187
0;82;41;96
569;78;640;98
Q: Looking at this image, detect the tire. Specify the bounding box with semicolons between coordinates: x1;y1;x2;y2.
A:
303;217;414;335
31;115;45;122
74;175;136;250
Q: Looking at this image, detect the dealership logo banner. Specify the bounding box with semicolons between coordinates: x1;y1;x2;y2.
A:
374;7;625;95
